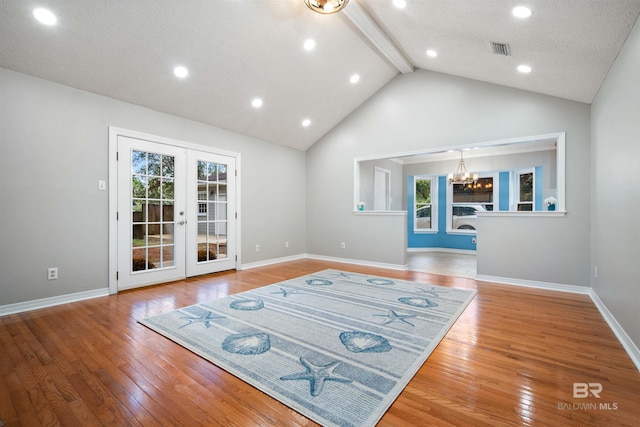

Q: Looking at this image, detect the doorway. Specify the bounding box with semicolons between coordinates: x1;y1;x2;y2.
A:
373;166;390;210
109;128;238;293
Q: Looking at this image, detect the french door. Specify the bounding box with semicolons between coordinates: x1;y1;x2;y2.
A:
185;149;236;276
115;135;236;291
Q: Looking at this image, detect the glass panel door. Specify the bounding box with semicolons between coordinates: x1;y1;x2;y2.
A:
187;150;236;276
116;135;236;290
117;136;186;290
131;150;176;271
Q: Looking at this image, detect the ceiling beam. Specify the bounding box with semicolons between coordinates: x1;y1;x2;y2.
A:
342;1;414;74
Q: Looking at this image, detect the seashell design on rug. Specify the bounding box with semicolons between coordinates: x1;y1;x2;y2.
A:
339;331;392;353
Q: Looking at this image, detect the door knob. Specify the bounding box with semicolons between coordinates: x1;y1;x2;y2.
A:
177;220;187;225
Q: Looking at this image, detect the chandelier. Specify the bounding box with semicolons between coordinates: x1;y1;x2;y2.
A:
448;151;479;185
304;0;349;14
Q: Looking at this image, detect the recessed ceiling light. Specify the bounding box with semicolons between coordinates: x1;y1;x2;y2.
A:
173;66;189;78
426;49;438;58
304;39;316;51
512;6;532;18
350;74;360;84
302;119;311;127
251;98;263;108
393;0;407;8
33;8;57;26
517;64;532;73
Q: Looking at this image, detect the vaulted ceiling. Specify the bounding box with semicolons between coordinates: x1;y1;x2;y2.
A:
2;1;639;151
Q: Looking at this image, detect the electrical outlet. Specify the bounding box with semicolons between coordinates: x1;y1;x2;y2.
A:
285;241;289;248
47;267;58;280
255;244;260;252
98;180;107;191
594;266;598;278
340;242;346;249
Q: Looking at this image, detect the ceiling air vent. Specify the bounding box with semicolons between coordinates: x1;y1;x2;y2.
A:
490;41;511;56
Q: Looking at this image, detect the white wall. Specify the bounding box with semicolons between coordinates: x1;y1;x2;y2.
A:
0;68;306;306
591;17;640;348
306;69;591;286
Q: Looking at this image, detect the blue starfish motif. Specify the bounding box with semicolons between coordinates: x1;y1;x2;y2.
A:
372;309;417;327
327;272;354;279
416;287;444;297
271;287;302;298
280;357;352;397
178;310;226;329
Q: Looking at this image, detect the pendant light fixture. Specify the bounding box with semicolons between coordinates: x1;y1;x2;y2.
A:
448;151;479;185
304;0;349;14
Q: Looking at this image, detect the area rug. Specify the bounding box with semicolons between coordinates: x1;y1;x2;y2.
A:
139;269;476;427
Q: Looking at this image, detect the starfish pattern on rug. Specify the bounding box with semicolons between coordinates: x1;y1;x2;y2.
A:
415;286;446;297
372;309;417;327
140;270;477;426
280;357;353;397
178;310;226;329
327;271;355;279
271;287;302;298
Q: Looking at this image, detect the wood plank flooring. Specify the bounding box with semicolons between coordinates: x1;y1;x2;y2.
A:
407;251;476;278
1;259;640;426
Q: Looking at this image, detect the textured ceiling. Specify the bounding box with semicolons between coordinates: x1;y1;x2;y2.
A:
1;1;639;151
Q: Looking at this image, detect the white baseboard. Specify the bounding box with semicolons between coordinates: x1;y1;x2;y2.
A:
589;290;640;372
476;274;639;372
1;253;401;316
242;253;408;272
305;253;408;271
0;288;110;316
475;274;592;294
240;254;306;270
4;262;638;373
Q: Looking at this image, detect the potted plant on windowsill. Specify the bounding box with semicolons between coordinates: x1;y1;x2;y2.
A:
544;196;558;211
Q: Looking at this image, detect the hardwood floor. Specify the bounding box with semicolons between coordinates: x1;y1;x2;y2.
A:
407;251;477;278
2;259;639;426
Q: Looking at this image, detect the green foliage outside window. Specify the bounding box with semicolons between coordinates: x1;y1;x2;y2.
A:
415;179;431;205
415;178;432;230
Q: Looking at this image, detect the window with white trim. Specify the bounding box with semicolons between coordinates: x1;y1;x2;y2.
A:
198;190;207;216
515;169;534;211
447;175;496;232
414;176;437;232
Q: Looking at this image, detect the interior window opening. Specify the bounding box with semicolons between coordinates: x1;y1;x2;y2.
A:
450;176;495;232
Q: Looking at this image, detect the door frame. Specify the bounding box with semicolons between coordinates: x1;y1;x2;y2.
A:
373;166;391;210
108;127;242;295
